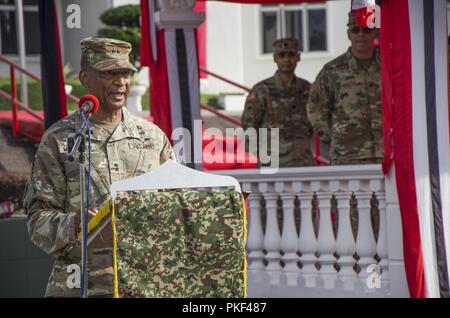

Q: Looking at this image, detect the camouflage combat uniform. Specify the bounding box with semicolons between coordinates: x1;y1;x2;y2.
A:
114;189;246;297
241;37;314;168
241;72;314;167
23;108;174;297
307;12;382;239
306;48;383;165
23;37;174;297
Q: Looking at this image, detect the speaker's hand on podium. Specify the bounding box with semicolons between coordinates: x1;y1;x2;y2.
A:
74;208;99;236
88;208;99;220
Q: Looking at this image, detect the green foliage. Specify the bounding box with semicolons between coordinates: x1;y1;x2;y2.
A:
0;78;43;111
98;4;141;66
65;78;89;110
201;94;223;110
142;89;150;111
100;4;140;27
0;77;150;112
0;78;86;111
63;64;73;77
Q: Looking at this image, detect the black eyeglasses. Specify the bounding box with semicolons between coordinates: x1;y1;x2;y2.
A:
276;51;297;58
350;26;375;34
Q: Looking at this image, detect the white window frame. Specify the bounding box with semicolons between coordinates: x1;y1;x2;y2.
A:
258;2;330;59
0;2;40;57
259;5;281;54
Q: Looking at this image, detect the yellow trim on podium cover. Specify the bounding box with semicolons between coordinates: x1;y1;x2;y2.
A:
112;201;119;298
242;193;248;298
79;192;247;298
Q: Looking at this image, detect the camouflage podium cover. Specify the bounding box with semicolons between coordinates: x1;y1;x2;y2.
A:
88;189;247;298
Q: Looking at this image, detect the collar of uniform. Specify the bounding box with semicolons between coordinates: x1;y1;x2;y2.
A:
346;48;360;71
346;47;381;72
75;107;142;142
371;49;381;71
273;70;300;91
108;107;142;142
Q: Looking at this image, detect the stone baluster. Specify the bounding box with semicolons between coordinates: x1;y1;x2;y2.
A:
372;179;388;290
313;181;337;288
244;182;265;271
352;180;377;284
330;180;357;290
297;181;318;287
276;182;300;286
260;182;282;284
376;192;388;289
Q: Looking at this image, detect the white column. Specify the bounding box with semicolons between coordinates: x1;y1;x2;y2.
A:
245;183;265;271
313;181;337;288
376;190;389;289
331;180;357;290
384;165;410;297
353;180;377;283
297;181;318;288
277;182;300;286
260;182;282;284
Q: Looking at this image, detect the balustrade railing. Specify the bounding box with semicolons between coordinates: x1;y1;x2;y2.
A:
213;164;409;298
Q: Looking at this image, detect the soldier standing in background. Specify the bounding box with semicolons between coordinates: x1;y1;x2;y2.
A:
307;12;382;165
241;38;314;168
306;12;382;239
23;37;175;297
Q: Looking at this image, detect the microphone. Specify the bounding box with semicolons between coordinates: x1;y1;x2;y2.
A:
67;94;99;162
79;94;99;114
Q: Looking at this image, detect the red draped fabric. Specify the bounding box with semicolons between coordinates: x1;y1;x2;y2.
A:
198;0;324;3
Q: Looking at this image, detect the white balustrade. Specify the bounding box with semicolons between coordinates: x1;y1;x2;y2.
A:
245;184;265;271
211;164;407;297
352;180;377;285
277;182;300;286
260;183;282;284
297;182;318;287
332;180;357;290
376;190;389;289
314;181;337;288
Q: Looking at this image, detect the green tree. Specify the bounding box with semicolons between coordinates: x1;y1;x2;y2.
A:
97;4;141;66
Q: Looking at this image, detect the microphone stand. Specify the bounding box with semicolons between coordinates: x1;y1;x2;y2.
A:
67;111;91;298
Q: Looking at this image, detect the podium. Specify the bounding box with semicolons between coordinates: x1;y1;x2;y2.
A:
83;160;247;298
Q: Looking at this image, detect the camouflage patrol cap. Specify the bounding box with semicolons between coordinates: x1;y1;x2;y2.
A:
80;37;137;72
273;38;299;55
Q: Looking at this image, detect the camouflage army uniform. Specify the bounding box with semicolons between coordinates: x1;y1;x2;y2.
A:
307;13;382;238
23;37;174;297
114;189;246;297
241;71;314;167
306;48;383;165
23;108;174;297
